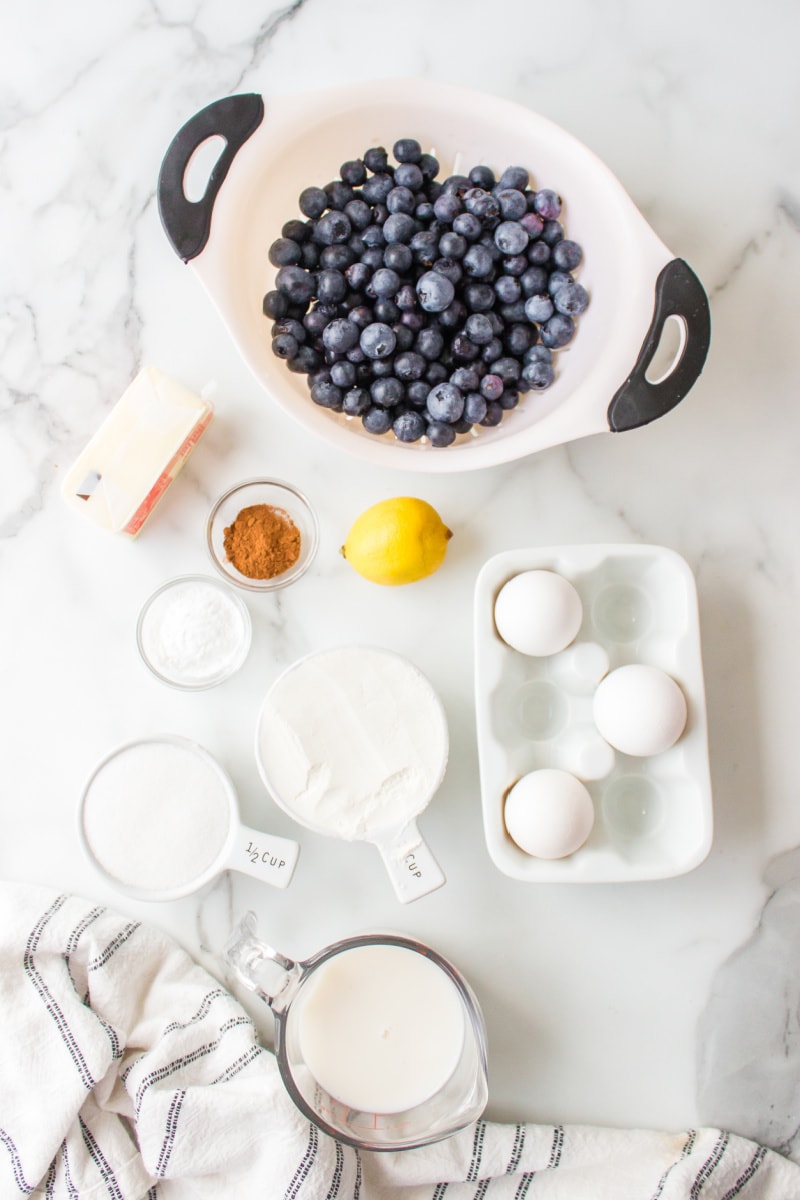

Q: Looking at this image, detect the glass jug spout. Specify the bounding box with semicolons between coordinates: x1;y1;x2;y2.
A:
223;910;302;1012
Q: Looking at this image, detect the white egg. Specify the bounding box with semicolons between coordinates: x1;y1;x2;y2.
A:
504;768;595;859
593;664;687;757
494;570;583;657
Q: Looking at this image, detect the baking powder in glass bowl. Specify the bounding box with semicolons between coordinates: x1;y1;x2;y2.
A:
137;574;251;689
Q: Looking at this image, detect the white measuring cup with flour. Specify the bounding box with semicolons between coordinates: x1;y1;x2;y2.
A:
254;646;449;903
79;734;300;901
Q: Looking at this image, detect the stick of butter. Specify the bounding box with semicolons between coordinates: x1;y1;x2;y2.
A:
61;367;214;536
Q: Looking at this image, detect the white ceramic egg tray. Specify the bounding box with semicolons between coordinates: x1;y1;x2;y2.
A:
474;544;713;882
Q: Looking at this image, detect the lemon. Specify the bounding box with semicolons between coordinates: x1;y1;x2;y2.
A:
341;497;453;586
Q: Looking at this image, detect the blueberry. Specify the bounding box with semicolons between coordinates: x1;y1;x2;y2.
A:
451;366;480;391
547;271;573;295
320;244;355;271
400;310;425;331
499;165;529;191
360;322;397;359
314;210;352;246
437;299;467;328
394;350;427;380
287;345;321;374
479;399;504;426
371;376;404;407
370;267;401;298
361;223;386;248
520;212;544;239
416;270;455;313
262;290;288;319
552;239;583;271
427;382;464;423
427;421;457;447
392;323;415;351
527;241;551;265
521;266;549;297
395;282;417;311
330;360;357;388
275;265;316;305
360;247;384;270
362;406;394;434
425;362;448;386
540;313;575;348
418;153;440;180
322;318;360;354
503;254;528;277
272;332;298;359
525;344;553;365
342;386;371;415
393;137;422;163
524;294;555;324
469;164;496;189
345;261;371;291
374;298;400;324
495;189;528;220
316;268;348;304
304;305;333;336
406;380;430;406
386;185;415;215
494;221;529;256
363;146;388;173
451;334;479;361
443;174;471;195
344;198;372;230
324;180;355;210
347;304;373;329
464;282;495;312
410;230;440;265
480;373;504;401
393;410;426;442
505;322;536;357
340;159;367;186
453;212;482;241
433;192;462;224
494;275;522;304
464;188;500;221
464;391;488;424
416;326;445;360
533;189;561;220
269;237;302;267
361;173;395;205
371;357;394;378
394;162;424;191
272;317;305;343
464;312;494;345
310;380;343;409
499;388;520;410
541;219;564;246
489;356;521;383
553;281;589;315
299;186;327;219
282;218;309;242
301;242;320;269
383;212;417;244
481;336;504;364
414;200;436;222
439;231;468;260
522;359;555;389
462;244;494;278
382;244;412;275
432;257;462;286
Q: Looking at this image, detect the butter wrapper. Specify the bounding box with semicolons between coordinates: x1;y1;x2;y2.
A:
61;367;214;536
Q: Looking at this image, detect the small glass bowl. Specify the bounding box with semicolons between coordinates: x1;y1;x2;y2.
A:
206;478;319;592
137;574;252;690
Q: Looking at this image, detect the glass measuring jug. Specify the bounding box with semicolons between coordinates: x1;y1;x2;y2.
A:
224;912;488;1151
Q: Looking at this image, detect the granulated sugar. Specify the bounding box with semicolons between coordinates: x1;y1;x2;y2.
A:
82;738;232;893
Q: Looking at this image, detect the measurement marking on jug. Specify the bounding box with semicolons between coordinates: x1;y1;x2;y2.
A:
246;841;287;870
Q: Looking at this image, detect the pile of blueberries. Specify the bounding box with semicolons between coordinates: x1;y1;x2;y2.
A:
263;139;589;446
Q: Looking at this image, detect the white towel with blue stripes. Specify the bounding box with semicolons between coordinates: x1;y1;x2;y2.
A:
0;883;797;1200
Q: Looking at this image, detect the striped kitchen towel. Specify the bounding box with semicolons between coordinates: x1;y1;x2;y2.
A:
0;882;798;1199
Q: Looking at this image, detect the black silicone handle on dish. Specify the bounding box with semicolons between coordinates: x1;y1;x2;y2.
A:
607;258;711;432
157;93;265;263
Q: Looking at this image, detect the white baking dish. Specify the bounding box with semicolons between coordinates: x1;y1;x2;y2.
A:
158;82;710;472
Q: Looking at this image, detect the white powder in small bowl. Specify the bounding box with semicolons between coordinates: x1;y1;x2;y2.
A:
138;575;251;688
81;737;234;895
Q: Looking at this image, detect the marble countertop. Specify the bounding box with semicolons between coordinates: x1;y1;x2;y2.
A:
4;0;800;1164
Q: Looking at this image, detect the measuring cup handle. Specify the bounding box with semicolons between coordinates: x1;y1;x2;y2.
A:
607;258;711;432
225;823;300;889
157;93;265;263
375;821;446;904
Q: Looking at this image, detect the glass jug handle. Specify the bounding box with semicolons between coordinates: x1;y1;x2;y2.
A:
223;911;302;1012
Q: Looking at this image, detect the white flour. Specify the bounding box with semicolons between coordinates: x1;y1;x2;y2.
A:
82;739;232;892
140;577;248;685
257;647;448;840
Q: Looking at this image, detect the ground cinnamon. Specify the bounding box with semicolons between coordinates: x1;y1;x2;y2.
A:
223;503;301;580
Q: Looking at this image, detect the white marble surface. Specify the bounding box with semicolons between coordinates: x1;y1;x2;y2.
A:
3;0;800;1161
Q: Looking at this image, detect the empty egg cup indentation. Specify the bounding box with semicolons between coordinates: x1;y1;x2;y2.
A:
516;680;570;741
601;774;666;843
590;583;655;645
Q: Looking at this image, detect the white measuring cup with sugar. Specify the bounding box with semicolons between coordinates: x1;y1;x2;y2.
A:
79;734;300;901
254;646;449;903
